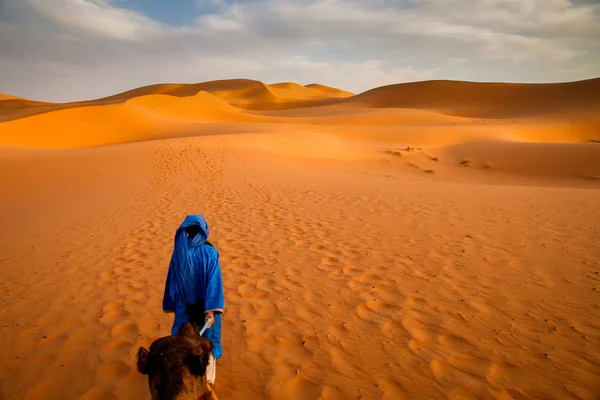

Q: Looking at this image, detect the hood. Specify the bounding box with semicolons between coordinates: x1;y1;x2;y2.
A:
177;214;209;246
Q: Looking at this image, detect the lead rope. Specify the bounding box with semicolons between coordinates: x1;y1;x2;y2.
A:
199;317;213;336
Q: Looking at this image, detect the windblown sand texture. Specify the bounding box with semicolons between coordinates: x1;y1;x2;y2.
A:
1;78;600;399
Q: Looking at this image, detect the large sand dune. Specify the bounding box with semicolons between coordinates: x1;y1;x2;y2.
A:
1;77;600;400
344;78;600;118
0;79;352;123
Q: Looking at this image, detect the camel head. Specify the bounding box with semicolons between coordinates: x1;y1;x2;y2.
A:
137;322;215;400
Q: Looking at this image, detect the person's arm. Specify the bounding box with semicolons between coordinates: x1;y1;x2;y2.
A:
162;263;176;313
204;249;224;328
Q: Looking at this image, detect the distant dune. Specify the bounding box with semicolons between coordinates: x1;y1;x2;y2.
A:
125;91;257;122
0;94;50;111
0;91;279;148
305;83;354;97
0;79;353;122
98;79;266;102
0;94;27;101
344;78;600;118
268;82;353;99
1;76;599;155
98;79;353;110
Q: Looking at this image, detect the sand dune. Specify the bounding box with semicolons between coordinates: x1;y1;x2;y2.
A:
207;81;352;110
305;83;354;97
344;78;600;118
0;102;162;148
513;111;600;143
207;80;281;109
268;82;353;100
1;77;600;400
0;92;281;148
125;92;262;122
0;94;29;101
0;94;50;111
3;77;599;149
0;80;353;123
100;79;266;103
438;141;600;182
99;79;353;110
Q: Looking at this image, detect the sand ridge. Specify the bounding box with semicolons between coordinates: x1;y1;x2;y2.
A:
343;78;600;118
0;80;352;123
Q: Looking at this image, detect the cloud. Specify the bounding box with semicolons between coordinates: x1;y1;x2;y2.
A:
197;0;226;9
24;0;165;41
0;0;598;102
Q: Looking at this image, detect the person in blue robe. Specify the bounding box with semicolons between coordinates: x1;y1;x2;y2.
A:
162;214;224;384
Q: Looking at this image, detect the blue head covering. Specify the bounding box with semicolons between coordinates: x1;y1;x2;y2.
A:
166;214;209;305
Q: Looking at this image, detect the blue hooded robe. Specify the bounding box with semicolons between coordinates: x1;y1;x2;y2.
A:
162;214;224;359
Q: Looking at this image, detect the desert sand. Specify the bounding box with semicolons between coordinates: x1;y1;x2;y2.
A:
1;78;599;399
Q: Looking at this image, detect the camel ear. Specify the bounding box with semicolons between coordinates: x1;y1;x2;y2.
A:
137;347;151;374
187;338;213;376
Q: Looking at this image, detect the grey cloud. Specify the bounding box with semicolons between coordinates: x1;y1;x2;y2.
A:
0;0;598;102
25;0;166;40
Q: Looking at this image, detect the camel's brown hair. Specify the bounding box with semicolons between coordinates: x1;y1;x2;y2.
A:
137;322;213;400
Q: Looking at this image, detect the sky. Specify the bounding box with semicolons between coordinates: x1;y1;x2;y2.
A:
1;0;599;102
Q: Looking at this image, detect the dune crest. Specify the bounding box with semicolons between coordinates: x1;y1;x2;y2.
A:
344;78;600;118
269;82;353;98
0;93;25;101
0;93;50;112
305;83;354;97
124;92;253;121
0;79;354;123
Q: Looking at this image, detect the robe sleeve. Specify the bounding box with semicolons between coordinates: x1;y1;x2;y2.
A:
170;290;191;335
162;261;176;313
204;249;224;314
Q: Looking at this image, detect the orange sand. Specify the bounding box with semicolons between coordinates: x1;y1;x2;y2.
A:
1;78;600;400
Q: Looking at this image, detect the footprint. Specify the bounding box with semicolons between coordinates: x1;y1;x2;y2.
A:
250;290;270;299
377;378;407;400
347;278;366;291
320;256;342;269
401;317;440;343
430;359;484;389
35;333;69;354
356;300;394;322
99;308;129;329
438;334;475;355
99;269;116;282
237;282;255;296
131;291;147;303
342;265;361;276
256;278;275;291
403;296;429;312
486;361;523;389
98;340;131;362
94;360;130;386
110;321;139;343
